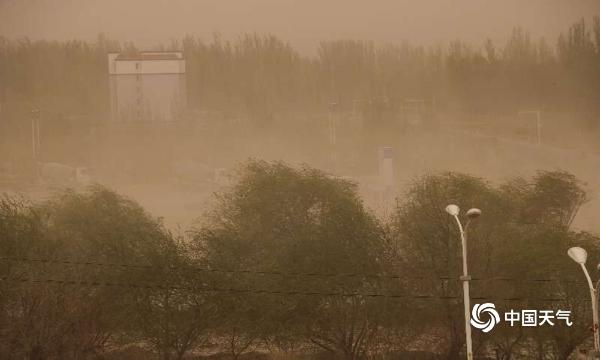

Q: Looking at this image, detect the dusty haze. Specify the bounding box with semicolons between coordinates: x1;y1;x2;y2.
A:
3;3;600;358
1;0;599;53
0;0;599;232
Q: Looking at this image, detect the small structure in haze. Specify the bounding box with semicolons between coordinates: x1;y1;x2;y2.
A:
108;51;186;122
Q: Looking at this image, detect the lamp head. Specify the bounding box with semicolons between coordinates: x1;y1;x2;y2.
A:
466;208;482;219
445;204;460;216
568;247;588;264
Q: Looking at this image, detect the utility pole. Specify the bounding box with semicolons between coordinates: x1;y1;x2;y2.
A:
31;109;41;179
328;102;338;172
31;109;41;159
328;102;338;146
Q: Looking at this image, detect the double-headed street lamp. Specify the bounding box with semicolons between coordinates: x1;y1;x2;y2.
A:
446;204;482;360
568;246;600;355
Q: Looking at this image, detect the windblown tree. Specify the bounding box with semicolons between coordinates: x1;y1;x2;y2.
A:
192;160;396;359
391;170;599;360
0;186;211;359
390;172;506;359
490;171;596;360
134;265;216;360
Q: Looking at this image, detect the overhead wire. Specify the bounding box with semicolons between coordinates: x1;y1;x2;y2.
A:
0;275;573;302
0;257;576;284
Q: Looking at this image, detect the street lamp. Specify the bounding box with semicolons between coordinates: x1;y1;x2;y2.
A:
568;246;600;354
446;204;482;360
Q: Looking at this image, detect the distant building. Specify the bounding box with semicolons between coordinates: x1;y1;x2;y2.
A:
108;51;186;122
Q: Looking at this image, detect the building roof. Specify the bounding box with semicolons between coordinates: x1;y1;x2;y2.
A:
115;52;183;61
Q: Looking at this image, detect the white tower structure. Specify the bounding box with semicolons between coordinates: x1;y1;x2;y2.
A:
108;51;186;122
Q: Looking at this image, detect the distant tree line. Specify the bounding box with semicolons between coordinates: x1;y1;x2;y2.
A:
0;161;598;359
0;16;599;123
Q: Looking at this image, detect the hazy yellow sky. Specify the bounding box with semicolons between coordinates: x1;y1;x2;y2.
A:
1;0;599;53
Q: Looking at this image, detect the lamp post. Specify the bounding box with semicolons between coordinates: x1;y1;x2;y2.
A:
567;247;600;356
446;204;482;360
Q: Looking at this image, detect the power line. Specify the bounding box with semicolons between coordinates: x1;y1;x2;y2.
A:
0;256;447;280
0;257;578;284
0;276;572;302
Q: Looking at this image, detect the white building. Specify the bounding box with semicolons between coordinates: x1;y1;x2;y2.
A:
108;51;186;122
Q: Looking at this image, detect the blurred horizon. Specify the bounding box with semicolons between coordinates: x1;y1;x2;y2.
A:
1;0;599;54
